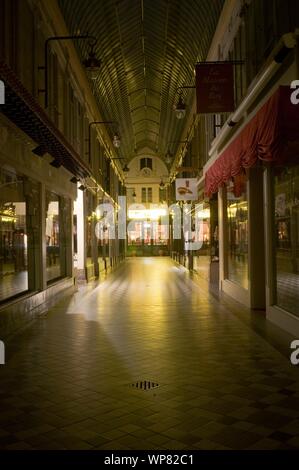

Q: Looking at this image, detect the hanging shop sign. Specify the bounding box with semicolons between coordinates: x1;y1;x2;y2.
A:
196;62;234;114
175;178;198;201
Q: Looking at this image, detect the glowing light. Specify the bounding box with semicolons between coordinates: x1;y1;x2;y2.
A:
0;216;16;222
197;208;210;219
128;208;167;220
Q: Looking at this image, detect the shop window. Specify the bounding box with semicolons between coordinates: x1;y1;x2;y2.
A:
127;220;168;248
45;192;61;283
226;174;249;289
274;166;299;317
0;168;29;301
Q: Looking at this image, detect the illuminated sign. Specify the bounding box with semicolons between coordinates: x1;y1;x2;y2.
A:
128;208;167;220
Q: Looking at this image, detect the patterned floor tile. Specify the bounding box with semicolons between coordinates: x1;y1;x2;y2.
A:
1;258;299;450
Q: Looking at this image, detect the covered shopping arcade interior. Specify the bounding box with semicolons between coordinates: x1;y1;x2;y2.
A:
1;0;299;452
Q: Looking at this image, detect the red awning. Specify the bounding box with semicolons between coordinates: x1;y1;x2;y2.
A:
205;86;299;197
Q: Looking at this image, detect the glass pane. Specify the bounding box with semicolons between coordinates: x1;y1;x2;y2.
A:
140;158;146;170
140;158;152;170
0;169;28;300
193;204;211;280
274;166;299;316
46;192;61;282
127;221;143;246
227;177;249;289
141;188;146;203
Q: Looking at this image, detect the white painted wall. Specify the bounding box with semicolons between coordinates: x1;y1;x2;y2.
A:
125;155;169;205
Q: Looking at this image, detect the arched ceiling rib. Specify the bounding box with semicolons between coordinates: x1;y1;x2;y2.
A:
58;0;224;162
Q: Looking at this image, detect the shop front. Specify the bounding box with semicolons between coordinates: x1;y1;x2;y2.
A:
0;167;30;302
265;161;299;335
0;158;75;337
127;205;169;257
205;84;299;334
274;166;299;317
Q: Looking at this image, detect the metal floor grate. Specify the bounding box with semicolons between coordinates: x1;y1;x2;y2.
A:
129;380;159;391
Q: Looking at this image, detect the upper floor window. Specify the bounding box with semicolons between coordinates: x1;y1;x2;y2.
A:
141;187;152;203
140;158;152;170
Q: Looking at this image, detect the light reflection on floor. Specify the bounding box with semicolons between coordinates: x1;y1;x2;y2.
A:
1;257;299;450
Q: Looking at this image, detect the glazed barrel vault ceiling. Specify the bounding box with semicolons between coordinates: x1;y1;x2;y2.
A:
58;0;224;164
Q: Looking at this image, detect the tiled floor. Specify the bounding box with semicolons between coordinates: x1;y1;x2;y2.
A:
193;255;210;281
1;257;299;450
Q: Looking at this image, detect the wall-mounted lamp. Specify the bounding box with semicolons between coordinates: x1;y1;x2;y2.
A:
70;176;79;184
88;121;120;165
32;145;47;157
38;34;100;108
174;94;186;120
82;40;101;80
32;145;46;157
122;163;130;173
112;133;121;148
165;151;172;165
173;86;195;120
111;157;129;173
165;140;187;162
50;159;62;168
127;187;136;198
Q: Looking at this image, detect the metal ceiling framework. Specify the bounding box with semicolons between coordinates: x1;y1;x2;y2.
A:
58;0;224;165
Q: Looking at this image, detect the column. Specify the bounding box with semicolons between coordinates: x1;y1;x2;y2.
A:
218;185;228;290
248;166;266;309
76;186;86;280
